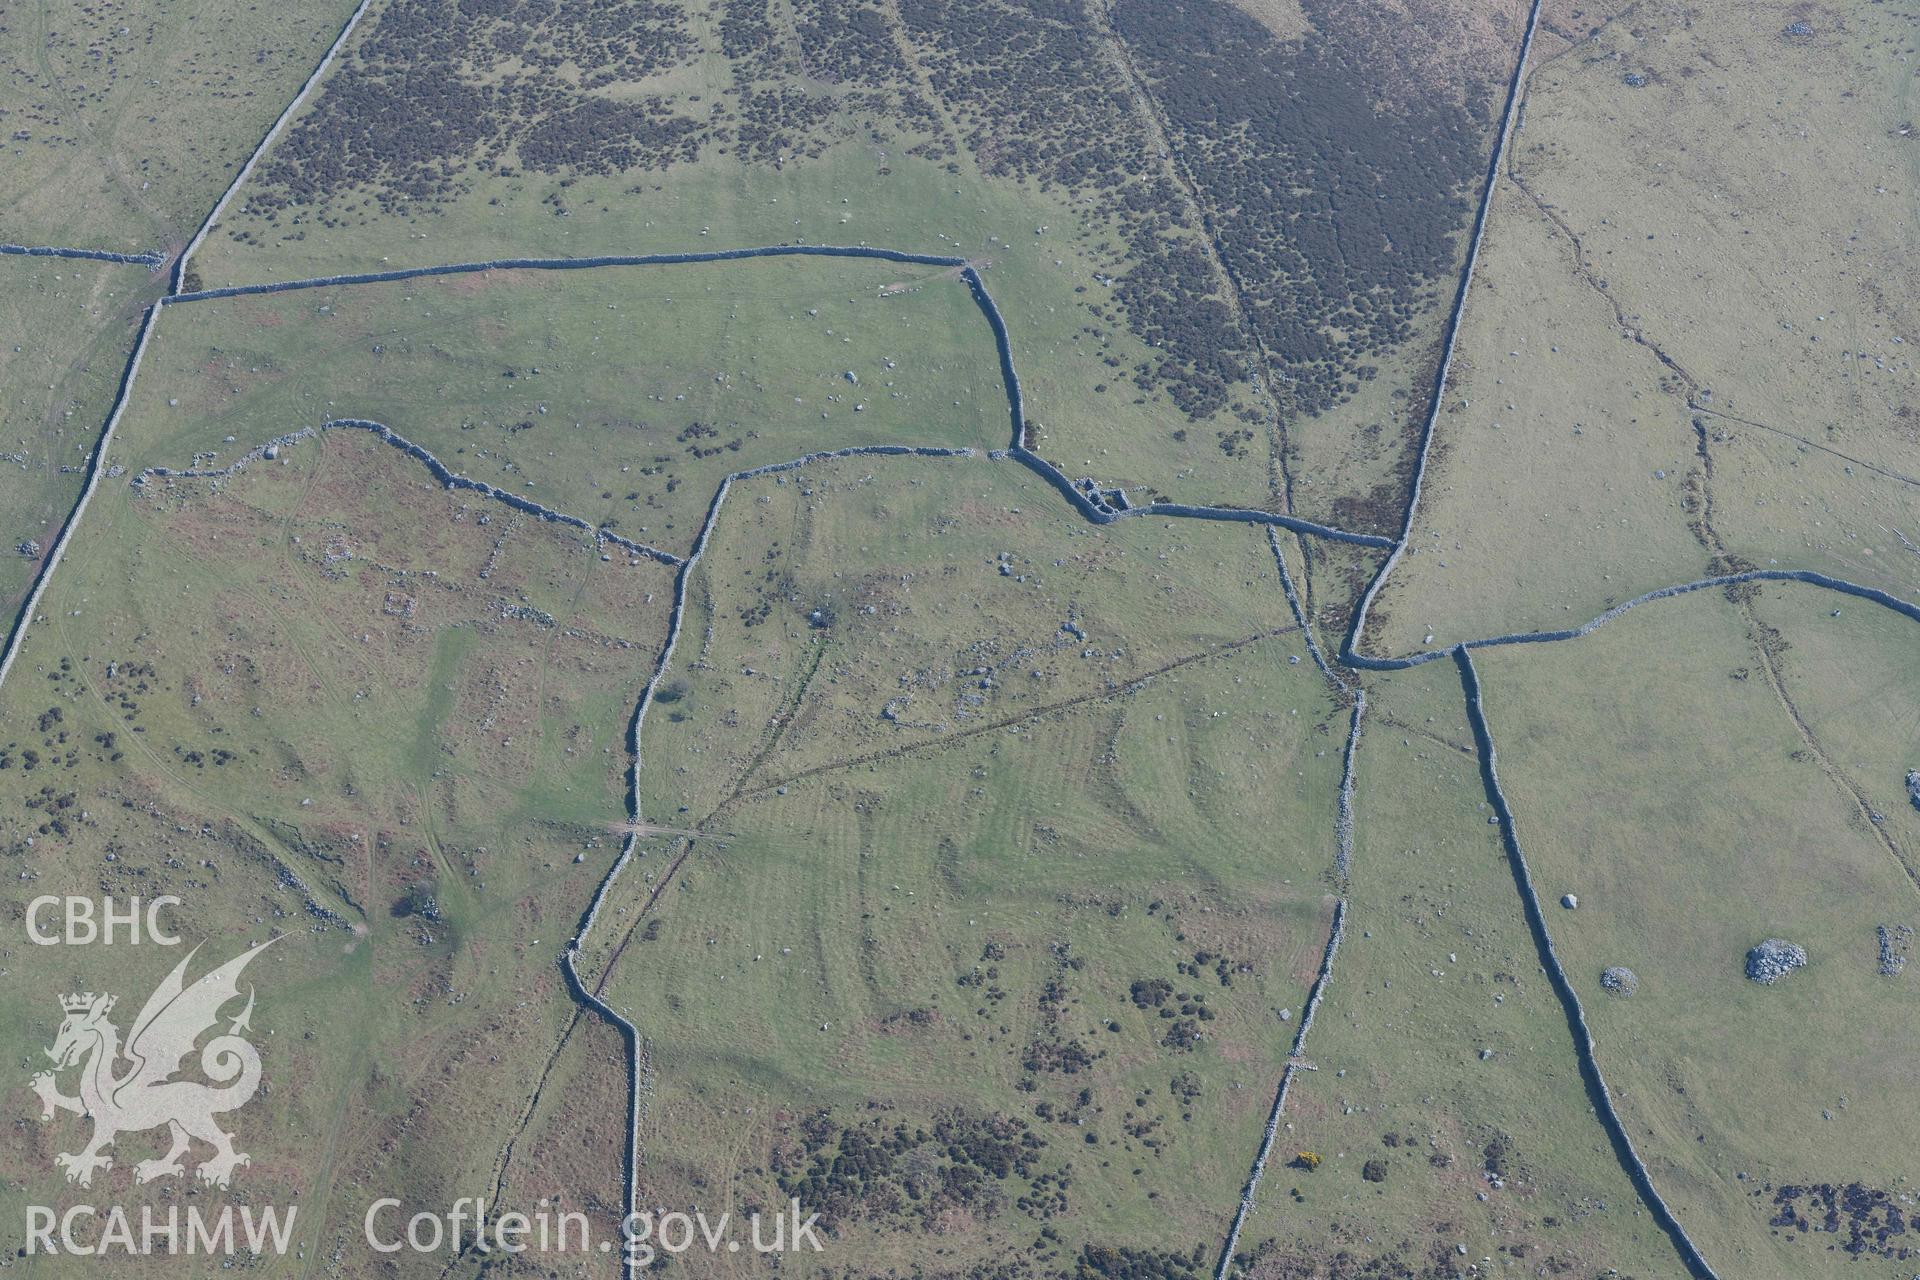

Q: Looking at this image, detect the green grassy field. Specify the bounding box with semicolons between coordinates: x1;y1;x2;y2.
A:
1368;0;1919;655
1519;0;1916;480
122;255;1008;549
631;456;1308;826
0;255;150;614
189;0;1284;519
1;2;1913;1275
1232;659;1689;1279
572;456;1347;1275
1473;584;1920;1277
1746;585;1920;879
1364;177;1714;653
0;0;361;251
199;137;1280;516
0;431;667;1275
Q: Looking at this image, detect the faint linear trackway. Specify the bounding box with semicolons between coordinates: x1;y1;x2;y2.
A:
554;442;973;1275
1309;9;1914;1259
724;624;1301;808
1691;402;1920;490
15;161;1910;1280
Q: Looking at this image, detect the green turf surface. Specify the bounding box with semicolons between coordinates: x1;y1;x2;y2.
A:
0;255;150;615
0;0;361;252
1473;584;1920;1277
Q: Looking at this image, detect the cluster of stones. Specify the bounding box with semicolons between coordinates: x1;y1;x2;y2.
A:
1745;939;1808;984
1599;966;1638;997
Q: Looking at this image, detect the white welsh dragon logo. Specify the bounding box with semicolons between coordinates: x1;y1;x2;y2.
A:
30;940;274;1189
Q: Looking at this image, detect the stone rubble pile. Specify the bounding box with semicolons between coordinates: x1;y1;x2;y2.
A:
1745;939;1807;984
1877;924;1912;977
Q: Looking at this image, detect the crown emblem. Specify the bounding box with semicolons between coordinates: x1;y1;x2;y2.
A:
34;941;274;1190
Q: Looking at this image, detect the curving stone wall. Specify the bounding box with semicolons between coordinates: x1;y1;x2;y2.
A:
0;135;1902;1280
160;247;1393;549
135;418;685;566
1344;569;1920;672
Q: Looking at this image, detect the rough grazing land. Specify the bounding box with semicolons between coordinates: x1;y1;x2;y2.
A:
0;257;146;615
1235;659;1687;1279
591;456;1347;1276
1371;0;1920;652
1475;588;1920;1278
0;433;669;1273
0;0;363;252
3;0;1917;1277
202;0;1538;552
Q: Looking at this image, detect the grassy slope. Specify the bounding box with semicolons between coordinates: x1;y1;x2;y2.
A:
0;256;149;614
0;433;668;1275
1235;657;1688;1278
1474;584;1920;1277
634;457;1307;826
0;0;361;251
1372;0;1918;654
1367;176;1711;652
120;256;1005;551
1746;585;1920;877
190;1;1279;513
590;457;1344;1270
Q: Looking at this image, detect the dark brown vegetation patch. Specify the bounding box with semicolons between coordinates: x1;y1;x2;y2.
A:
1110;0;1500;423
241;0;701;220
1766;1180;1915;1261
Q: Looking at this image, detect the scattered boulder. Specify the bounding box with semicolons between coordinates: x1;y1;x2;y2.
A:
1561;893;1578;909
1745;939;1807;984
1906;770;1919;810
1600;966;1638;997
